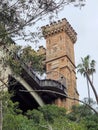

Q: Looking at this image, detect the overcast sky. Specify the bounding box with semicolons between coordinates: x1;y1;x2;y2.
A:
18;0;98;101
58;0;98;101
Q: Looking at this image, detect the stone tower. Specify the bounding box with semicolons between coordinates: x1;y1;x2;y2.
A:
42;18;79;110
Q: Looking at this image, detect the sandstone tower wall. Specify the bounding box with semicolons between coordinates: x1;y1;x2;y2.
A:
42;18;79;110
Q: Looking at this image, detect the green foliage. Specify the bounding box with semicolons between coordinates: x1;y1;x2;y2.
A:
67;102;98;130
77;55;96;77
0;0;64;43
2;92;33;130
38;104;66;123
1;92;21;115
0;0;86;44
3;44;45;75
67;104;93;122
19;45;45;74
52;117;86;130
25;104;87;130
77;55;98;104
6;55;22;75
3;114;34;130
3;100;87;130
0;23;15;45
83;114;98;130
26;109;44;124
2;93;98;130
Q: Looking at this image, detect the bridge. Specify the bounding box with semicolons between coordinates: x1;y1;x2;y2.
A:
8;53;67;111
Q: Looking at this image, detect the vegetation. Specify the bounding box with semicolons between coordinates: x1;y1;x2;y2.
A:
77;55;98;104
4;45;45;75
67;104;98;130
1;52;98;129
20;45;46;73
2;95;83;130
2;94;98;130
0;0;85;44
1;1;98;130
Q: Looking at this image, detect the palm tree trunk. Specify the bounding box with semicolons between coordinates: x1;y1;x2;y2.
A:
92;73;93;84
0;100;2;130
86;72;98;104
86;77;90;104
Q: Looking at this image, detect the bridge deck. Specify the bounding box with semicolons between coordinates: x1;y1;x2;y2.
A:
8;55;67;111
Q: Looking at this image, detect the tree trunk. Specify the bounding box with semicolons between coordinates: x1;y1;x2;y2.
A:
86;78;90;105
86;73;98;104
92;73;93;84
0;100;2;130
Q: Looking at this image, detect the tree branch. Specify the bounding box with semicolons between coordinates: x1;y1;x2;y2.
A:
19;89;98;114
0;78;8;88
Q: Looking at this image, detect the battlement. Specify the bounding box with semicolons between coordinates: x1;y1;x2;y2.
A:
42;18;77;43
37;46;46;55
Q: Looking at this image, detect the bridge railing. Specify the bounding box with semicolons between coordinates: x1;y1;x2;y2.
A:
40;79;67;95
17;57;67;94
46;71;67;89
21;62;41;85
21;63;67;94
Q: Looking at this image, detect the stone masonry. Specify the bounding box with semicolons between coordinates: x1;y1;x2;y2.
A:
41;18;79;110
0;18;79;111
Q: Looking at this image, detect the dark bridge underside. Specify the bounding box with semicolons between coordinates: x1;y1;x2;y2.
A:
8;78;39;111
8;59;67;112
8;76;66;112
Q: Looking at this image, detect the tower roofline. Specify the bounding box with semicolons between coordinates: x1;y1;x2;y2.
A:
41;18;77;43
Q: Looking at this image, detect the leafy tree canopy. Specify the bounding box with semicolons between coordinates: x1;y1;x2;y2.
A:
2;92;98;130
3;98;87;130
0;0;86;44
3;45;45;75
77;55;98;104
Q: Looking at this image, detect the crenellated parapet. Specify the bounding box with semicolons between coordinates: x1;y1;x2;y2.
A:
37;46;46;56
42;18;77;43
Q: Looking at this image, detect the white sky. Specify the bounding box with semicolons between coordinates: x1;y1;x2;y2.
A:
59;0;98;101
17;0;98;101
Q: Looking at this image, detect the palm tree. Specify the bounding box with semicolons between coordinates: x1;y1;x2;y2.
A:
90;60;96;83
77;55;91;104
77;55;98;104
